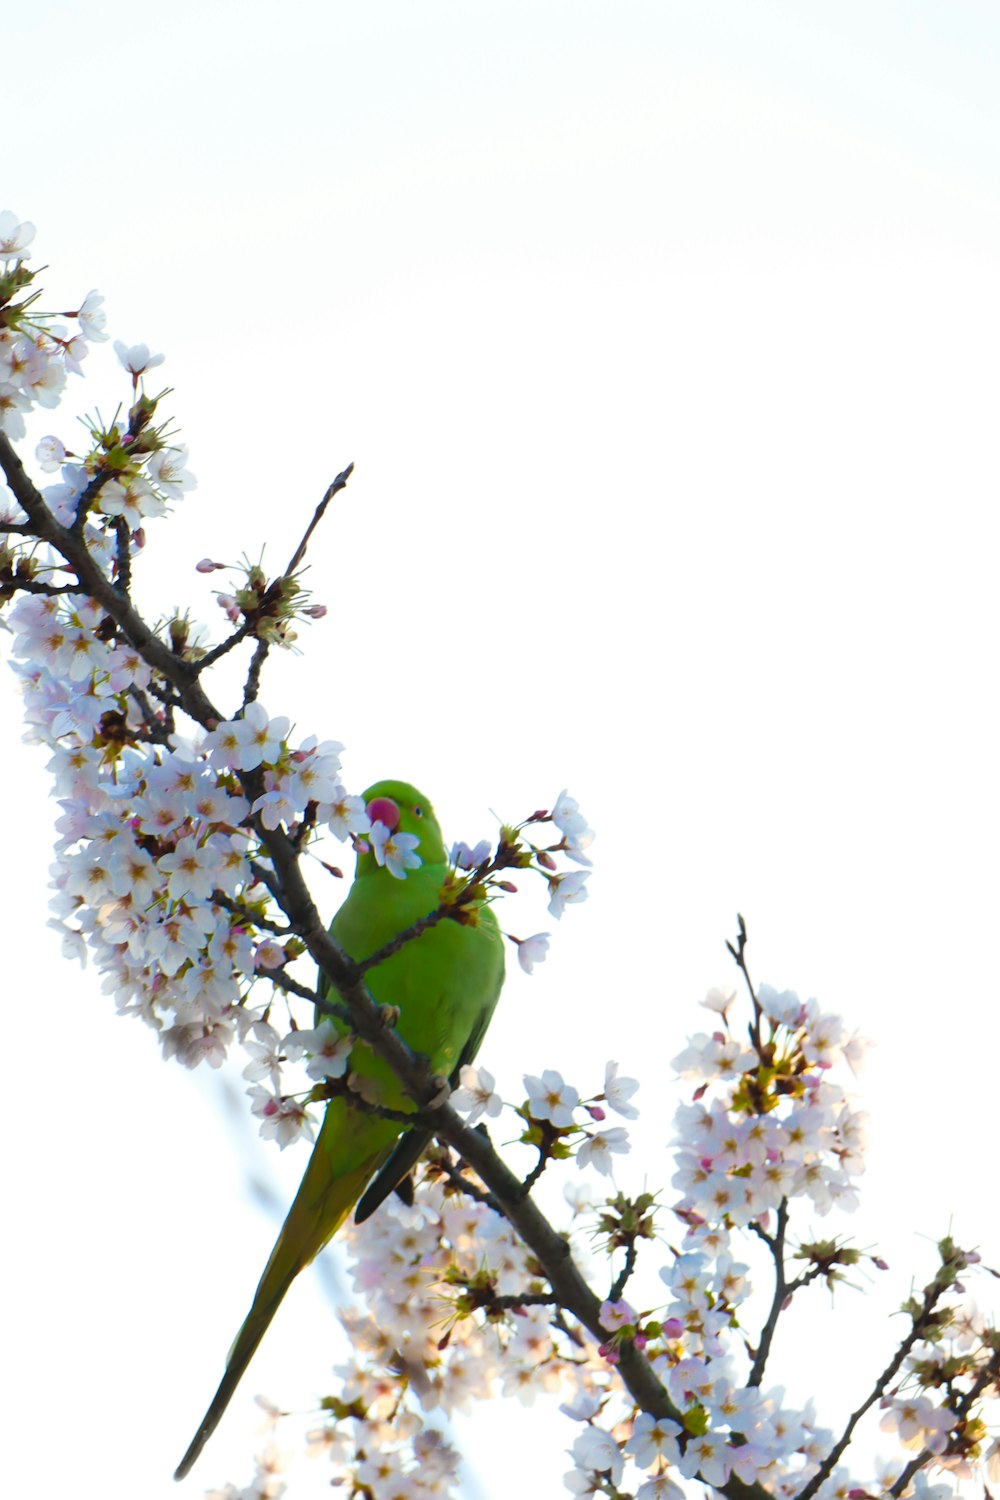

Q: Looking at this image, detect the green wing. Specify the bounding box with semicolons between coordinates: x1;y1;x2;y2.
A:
354;971;500;1223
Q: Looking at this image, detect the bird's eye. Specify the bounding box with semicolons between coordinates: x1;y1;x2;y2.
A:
413;805;423;818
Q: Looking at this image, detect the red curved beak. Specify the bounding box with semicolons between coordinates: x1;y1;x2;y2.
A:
366;795;400;831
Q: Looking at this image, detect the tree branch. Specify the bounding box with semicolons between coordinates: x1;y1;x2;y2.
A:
283;464;354;577
0;427;773;1500
748;1199;790;1386
796;1264;960;1500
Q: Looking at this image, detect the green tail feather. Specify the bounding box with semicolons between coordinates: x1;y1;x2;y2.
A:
174;1143;387;1481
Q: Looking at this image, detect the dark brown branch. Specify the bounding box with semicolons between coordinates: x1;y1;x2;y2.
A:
243;637;270;705
437;1152;500;1212
748;1199;790;1386
283;464;354;578
0;576;80;596
69;467;117;537
727;913;764;1053
353;855;515;977
354;905;451;975
113;516;132;595
191;617;255;674
478;1291;559;1313
263;968;330;1008
128;684;173;744
609;1239;639;1304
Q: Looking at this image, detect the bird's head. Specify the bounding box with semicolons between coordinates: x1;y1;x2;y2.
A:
359;779;446;868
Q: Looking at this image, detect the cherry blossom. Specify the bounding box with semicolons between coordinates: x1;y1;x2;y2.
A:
369;819;422;880
602;1059;639;1118
514;931;550;973
576;1124;630;1176
450;1065;503;1124
0;211;34;259
113;339;165;379
524;1069;579;1127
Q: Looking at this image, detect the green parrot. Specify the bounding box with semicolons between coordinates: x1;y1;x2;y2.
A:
174;780;505;1481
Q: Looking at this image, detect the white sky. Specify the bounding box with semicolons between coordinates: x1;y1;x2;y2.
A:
4;3;1000;1497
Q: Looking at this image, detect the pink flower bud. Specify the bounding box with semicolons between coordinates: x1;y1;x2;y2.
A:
586;1104;606;1121
197;557;225;573
662;1318;684;1339
303;604;328;618
537;850;557;870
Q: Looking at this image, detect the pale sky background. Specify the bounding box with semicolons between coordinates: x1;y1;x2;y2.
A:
4;3;1000;1497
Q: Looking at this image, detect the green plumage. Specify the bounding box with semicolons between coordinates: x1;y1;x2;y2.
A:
174;780;504;1481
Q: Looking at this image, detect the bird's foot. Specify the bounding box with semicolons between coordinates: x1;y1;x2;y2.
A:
426;1073;451;1109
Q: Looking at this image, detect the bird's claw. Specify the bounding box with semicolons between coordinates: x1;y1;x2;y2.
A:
378;1003;400;1028
427;1073;451;1109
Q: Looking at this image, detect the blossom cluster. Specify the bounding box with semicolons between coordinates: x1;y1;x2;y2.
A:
219;1176;613;1500
0;214;594;1157
13;591;359;1076
555;981;1000;1500
0;212;107;444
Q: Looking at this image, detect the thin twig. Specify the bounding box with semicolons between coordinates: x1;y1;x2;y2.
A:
352;856;512;976
519;1152;549;1198
354;905;452;975
437;1155;501;1212
69;468;117;537
211;891;293;936
482;1291;559;1312
0;576;80;596
262;968;328;1007
748;1200;790;1386
609;1240;639;1304
192;617;256;675
128;684;173;744
243;637;270;706
796;1272;958;1500
283;464;354;578
727;913;763;1053
113;516;132;596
